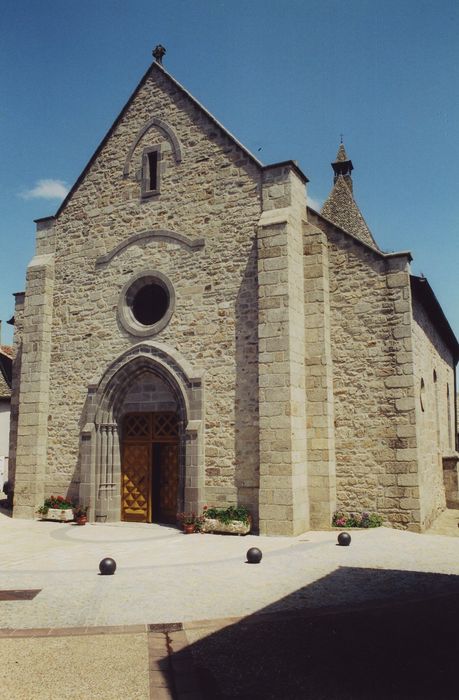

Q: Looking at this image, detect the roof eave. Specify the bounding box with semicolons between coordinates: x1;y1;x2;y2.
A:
308;207;413;262
410;275;459;362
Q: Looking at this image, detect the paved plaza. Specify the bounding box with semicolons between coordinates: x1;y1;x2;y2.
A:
1;509;459;698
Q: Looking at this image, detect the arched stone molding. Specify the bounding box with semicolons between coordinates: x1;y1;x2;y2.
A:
95;229;205;267
79;341;204;523
123;116;182;178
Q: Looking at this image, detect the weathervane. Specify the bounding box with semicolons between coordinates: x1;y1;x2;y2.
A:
152;44;166;64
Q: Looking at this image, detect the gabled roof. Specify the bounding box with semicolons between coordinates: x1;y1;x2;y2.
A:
0;349;12;400
321;174;379;249
37;59;309;224
410;275;459;363
48;61;263;221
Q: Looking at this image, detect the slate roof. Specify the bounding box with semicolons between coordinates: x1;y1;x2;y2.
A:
334;143;349;162
321;175;378;249
0;349;12;400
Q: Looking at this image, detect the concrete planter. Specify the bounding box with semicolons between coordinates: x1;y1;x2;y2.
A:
201;517;251;535
41;508;74;522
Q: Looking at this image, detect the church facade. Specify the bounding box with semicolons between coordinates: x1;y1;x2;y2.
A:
9;51;458;534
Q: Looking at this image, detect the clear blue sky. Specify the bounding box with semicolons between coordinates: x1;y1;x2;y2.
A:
1;0;458;346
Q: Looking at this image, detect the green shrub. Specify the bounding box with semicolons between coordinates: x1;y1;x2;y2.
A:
203;505;250;525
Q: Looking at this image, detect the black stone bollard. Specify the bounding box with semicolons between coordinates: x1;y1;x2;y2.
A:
337;532;351;546
246;547;262;564
99;557;117;575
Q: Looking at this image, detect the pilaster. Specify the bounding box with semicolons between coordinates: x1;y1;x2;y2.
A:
385;255;421;531
13;219;55;518
303;223;337;528
258;164;309;535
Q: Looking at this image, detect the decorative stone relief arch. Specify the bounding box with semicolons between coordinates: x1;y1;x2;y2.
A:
95;229;205;267
123;116;182;178
79;341;204;523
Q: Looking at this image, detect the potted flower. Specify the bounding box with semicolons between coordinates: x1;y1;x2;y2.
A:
73;505;88;526
37;495;75;522
201;505;252;535
176;512;205;534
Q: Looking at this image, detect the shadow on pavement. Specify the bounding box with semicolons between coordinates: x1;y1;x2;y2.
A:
173;566;459;699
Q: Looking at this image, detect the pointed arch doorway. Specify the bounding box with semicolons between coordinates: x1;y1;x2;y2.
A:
79;342;204;524
122;411;179;523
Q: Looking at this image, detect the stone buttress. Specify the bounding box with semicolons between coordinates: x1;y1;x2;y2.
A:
257;163;309;536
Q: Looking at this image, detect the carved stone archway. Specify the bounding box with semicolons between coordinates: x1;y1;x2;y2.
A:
123;116;182;177
79;342;204;523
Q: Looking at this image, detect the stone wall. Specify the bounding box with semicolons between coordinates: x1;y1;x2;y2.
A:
122;371;178;415
7;292;24;497
411;296;455;526
14;64;262;520
310;212;421;530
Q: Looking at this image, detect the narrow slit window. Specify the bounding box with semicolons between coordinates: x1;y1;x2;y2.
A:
148;151;158;191
141;146;161;197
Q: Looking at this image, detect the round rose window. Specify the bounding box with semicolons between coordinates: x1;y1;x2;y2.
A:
118;271;175;337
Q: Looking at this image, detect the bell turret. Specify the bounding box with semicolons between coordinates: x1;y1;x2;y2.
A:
321;140;379;250
331;142;354;193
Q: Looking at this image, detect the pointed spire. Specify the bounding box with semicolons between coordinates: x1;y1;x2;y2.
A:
321;142;379;250
335;142;348;161
331;141;353;192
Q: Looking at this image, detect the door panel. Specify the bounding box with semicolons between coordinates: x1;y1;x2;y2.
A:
158;443;179;523
124;413;150;439
122;443;151;522
153;412;179;439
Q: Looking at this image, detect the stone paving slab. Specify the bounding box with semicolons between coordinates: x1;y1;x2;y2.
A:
2;515;459;630
1;511;459;698
0;632;151;700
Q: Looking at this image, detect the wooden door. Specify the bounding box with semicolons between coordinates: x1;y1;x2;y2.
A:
121;412;179;523
122;442;151;522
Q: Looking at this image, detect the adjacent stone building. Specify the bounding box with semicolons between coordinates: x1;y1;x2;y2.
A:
8;50;459;534
0;340;12;490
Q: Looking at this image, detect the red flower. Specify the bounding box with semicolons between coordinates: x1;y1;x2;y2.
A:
57;495;64;501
